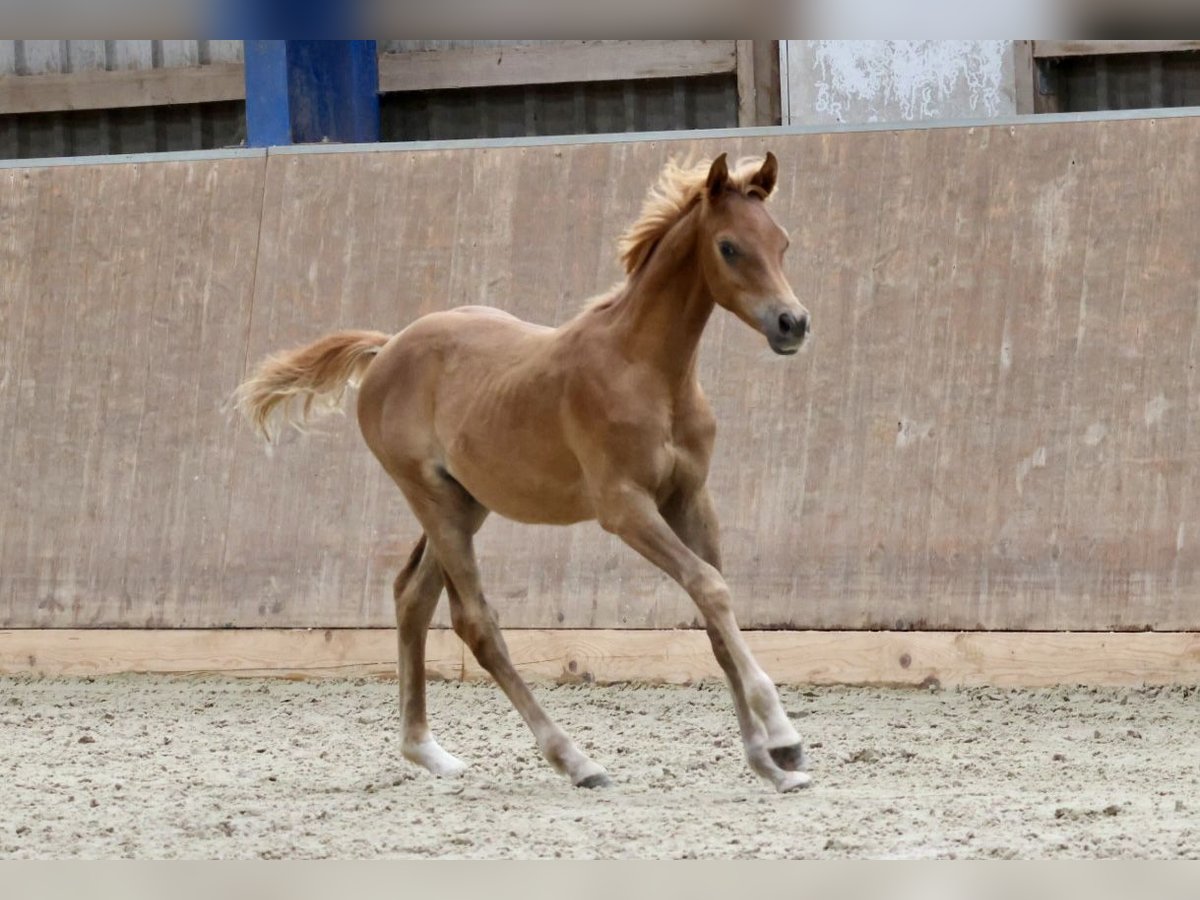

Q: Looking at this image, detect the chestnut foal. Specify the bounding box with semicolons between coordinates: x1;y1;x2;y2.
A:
238;152;813;792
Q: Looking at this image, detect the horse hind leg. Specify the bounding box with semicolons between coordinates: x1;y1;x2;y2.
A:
394;534;467;777
402;467;610;788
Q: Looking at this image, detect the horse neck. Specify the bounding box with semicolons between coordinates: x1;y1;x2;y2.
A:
606;209;714;386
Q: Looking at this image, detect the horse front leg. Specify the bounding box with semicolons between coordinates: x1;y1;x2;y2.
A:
662;486;808;776
603;484;809;792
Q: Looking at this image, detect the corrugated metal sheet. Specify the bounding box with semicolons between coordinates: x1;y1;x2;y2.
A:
1046;51;1200;111
377;40;738;137
381;75;737;141
0;40;246;159
0;40;735;159
0;40;243;74
0;103;246;159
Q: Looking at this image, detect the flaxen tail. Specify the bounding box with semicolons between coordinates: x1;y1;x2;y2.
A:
236;330;390;443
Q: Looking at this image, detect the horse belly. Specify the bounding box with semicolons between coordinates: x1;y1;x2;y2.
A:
448;451;593;525
441;406;593;525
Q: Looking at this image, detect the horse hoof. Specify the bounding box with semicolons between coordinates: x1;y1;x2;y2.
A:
769;742;806;771
776;771;812;793
433;759;468;778
575;773;613;789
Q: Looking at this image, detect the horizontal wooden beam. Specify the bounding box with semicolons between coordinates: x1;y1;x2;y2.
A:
0;42;738;117
3;629;1198;687
0;62;246;115
1033;40;1200;59
377;40;738;93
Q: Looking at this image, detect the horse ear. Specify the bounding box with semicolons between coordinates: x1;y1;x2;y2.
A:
750;151;778;198
706;153;730;201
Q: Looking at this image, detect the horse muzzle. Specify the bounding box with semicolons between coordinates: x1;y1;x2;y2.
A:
765;307;811;355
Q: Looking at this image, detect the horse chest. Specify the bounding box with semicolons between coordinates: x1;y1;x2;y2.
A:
661;407;714;488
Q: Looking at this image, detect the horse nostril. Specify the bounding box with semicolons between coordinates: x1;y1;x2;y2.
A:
798;314;810;337
778;312;796;335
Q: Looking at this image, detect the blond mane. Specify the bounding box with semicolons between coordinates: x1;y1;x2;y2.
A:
617;156;773;276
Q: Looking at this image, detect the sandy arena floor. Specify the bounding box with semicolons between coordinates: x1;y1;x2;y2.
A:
1;676;1197;859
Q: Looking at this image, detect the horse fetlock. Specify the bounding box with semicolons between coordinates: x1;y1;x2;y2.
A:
541;734;605;784
767;742;807;772
402;737;468;778
539;734;578;769
745;742;782;779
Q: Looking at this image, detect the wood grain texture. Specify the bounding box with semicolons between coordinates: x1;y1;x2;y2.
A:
3;629;1198;687
736;41;757;127
1033;40;1200;59
0;63;246;115
377;40;737;93
236;120;1200;630
0;41;731;116
4;115;1200;630
1012;40;1036;115
0;628;461;680
0;156;267;627
752;40;782;126
735;40;782;127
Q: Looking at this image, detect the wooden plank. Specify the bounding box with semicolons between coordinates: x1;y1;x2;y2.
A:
1012;39;1036;114
5;116;1200;631
1034;40;1200;59
0;629;461;680
3;629;1198;687
239;120;1200;631
752;40;781;126
736;40;781;127
0;156;266;629
0;62;246;114
777;42;791;124
736;40;756;127
1;41;737;116
377;40;737;93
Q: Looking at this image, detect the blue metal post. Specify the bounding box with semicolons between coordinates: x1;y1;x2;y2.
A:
286;41;380;144
243;40;380;148
243;41;292;148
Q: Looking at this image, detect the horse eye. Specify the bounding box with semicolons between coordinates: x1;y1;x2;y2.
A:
718;241;738;261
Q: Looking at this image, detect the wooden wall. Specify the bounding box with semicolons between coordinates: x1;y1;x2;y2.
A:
3;114;1199;630
0;154;266;627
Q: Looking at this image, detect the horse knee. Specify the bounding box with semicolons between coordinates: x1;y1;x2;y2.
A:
540;733;574;769
450;602;501;661
685;565;731;618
